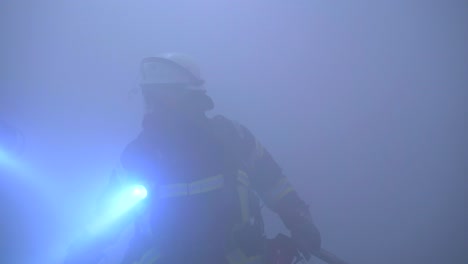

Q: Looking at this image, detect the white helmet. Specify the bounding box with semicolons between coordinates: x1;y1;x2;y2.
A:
140;53;205;91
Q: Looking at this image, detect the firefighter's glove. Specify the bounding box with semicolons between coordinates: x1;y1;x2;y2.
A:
290;220;321;261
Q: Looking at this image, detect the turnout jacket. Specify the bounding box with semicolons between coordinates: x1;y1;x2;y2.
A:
69;113;317;264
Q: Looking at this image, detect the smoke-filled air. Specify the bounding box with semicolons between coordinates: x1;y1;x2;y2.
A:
1;1;467;264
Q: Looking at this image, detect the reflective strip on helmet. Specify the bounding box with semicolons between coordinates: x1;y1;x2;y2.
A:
158;174;224;198
227;249;263;264
265;178;295;204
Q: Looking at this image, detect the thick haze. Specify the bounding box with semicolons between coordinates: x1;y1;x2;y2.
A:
1;1;467;263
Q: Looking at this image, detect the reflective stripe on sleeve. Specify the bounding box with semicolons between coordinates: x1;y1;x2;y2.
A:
265;177;295;204
158;174;224;198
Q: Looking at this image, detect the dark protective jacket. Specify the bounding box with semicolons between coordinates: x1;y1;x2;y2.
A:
94;114;318;264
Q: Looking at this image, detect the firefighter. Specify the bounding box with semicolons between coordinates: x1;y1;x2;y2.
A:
65;53;321;264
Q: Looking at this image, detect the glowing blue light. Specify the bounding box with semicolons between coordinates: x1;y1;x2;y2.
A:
87;184;148;235
132;185;148;199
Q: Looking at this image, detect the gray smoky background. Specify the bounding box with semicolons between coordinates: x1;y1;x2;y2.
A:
1;1;467;264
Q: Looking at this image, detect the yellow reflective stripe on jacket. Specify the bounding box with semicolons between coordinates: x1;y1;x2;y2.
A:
190;174;224;194
227;248;263;264
266;177;295;204
237;170;250;186
158;174;224;198
236;170;251;224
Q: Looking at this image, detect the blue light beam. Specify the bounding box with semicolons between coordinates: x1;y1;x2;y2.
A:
87;184;148;235
0;148;22;171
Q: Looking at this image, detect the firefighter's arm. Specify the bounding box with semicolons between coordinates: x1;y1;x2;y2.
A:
63;168;137;264
239;125;321;258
